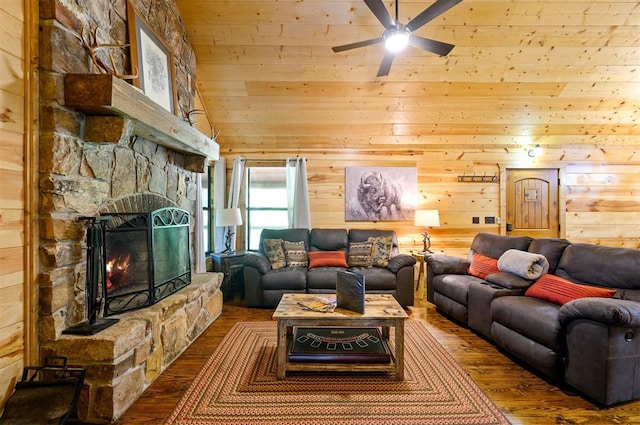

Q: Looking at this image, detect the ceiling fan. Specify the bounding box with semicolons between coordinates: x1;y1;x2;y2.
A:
332;0;462;77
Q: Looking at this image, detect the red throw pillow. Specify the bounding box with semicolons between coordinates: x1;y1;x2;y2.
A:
468;253;500;279
525;274;617;305
308;251;349;269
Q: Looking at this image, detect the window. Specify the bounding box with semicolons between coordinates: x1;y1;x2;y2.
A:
201;168;213;253
246;167;287;250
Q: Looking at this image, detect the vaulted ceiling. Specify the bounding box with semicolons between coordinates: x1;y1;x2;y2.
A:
176;0;640;151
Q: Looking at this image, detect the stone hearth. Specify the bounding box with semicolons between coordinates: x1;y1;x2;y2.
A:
49;274;222;421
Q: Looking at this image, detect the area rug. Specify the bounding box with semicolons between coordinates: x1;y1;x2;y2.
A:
164;320;510;425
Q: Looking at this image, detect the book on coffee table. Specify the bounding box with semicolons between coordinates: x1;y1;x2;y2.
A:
336;270;365;313
288;327;391;363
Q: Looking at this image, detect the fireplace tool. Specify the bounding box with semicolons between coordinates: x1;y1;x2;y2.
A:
63;216;119;335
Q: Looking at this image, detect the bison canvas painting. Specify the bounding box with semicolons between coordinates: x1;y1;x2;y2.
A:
345;167;417;221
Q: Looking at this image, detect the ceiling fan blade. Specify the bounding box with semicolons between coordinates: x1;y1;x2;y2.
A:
332;37;383;52
406;0;462;32
364;0;395;28
377;52;395;77
408;35;455;56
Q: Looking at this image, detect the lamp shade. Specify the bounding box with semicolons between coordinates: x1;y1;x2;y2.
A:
215;208;243;227
414;209;440;227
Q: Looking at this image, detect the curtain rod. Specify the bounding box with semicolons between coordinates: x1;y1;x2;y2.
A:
243;158;307;163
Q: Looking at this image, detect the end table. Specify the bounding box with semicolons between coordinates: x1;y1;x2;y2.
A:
209;250;248;301
411;251;427;300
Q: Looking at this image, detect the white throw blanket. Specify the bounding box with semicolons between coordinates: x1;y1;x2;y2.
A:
498;249;549;280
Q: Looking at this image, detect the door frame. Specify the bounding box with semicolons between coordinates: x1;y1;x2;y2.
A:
499;164;567;238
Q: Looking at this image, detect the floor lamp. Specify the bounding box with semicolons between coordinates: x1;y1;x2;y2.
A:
414;209;440;253
215;208;243;253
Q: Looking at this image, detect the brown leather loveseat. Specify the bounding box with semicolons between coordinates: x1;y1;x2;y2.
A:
243;228;416;308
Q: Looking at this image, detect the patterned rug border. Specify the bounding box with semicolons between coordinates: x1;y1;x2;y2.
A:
164;320;510;425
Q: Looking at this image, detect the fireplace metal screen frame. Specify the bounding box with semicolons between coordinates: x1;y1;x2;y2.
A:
102;207;192;316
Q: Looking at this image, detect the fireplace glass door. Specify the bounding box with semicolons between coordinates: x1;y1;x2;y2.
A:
103;207;191;315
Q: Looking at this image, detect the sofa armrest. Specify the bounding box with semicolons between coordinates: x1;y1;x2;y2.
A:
424;254;470;275
559;298;640;327
242;252;271;274
387;254;416;273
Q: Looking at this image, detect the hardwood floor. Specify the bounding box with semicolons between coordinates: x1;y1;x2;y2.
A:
114;293;640;425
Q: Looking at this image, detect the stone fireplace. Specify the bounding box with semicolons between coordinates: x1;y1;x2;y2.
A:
37;1;222;422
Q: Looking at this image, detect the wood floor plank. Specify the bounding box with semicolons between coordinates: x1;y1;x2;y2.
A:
112;293;640;425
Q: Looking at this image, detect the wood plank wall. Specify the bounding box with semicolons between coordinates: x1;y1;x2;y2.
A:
0;0;27;409
218;145;640;258
179;0;640;258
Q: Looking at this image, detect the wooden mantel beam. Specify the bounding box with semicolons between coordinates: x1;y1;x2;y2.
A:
64;74;219;163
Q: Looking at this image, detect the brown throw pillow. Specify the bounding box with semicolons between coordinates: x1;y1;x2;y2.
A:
283;240;308;267
368;236;393;267
348;242;373;267
263;238;286;270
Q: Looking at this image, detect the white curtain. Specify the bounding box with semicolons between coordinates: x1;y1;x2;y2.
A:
286;157;311;229
227;157;245;208
212;158;226;253
225;157;246;248
194;173;206;273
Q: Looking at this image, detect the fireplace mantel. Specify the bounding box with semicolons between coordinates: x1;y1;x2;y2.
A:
64;74;219;171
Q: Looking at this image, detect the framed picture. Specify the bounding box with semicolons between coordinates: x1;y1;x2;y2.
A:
345;167;417;221
127;1;178;115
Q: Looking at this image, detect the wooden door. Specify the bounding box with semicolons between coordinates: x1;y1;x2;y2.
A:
506;169;559;238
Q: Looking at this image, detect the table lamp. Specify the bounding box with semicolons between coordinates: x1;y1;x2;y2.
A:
215;208;243;253
414;209;440;253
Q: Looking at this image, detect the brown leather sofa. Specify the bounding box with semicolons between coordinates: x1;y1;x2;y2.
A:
243;228;416;308
425;232;640;406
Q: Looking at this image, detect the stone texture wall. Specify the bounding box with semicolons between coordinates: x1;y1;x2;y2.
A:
37;1;221;422
39;0;198;342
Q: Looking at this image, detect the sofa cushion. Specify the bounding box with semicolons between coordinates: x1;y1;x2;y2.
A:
527;238;571;274
283;240;308;267
308;251;348;269
348;241;373;267
263;238;286;270
309;228;348;251
491;296;563;351
307;267;344;290
468;253;500;279
261;268;307;291
368;236;393;267
485;272;532;289
470;233;533;259
349;229;399;256
555;243;640;291
349;266;396;290
259;228;309;253
433;274;482;306
525;274;617;306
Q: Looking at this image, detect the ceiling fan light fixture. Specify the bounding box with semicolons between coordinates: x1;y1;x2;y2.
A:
384;26;410;52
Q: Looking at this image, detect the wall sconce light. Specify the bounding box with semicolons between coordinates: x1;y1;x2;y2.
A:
528;144;542;158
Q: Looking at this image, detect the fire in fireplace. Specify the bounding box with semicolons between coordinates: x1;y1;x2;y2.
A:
102;207;192;315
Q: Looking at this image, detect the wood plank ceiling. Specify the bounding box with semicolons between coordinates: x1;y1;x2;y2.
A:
176;0;640;151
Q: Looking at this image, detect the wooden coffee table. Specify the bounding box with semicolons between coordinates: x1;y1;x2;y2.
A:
272;293;408;380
